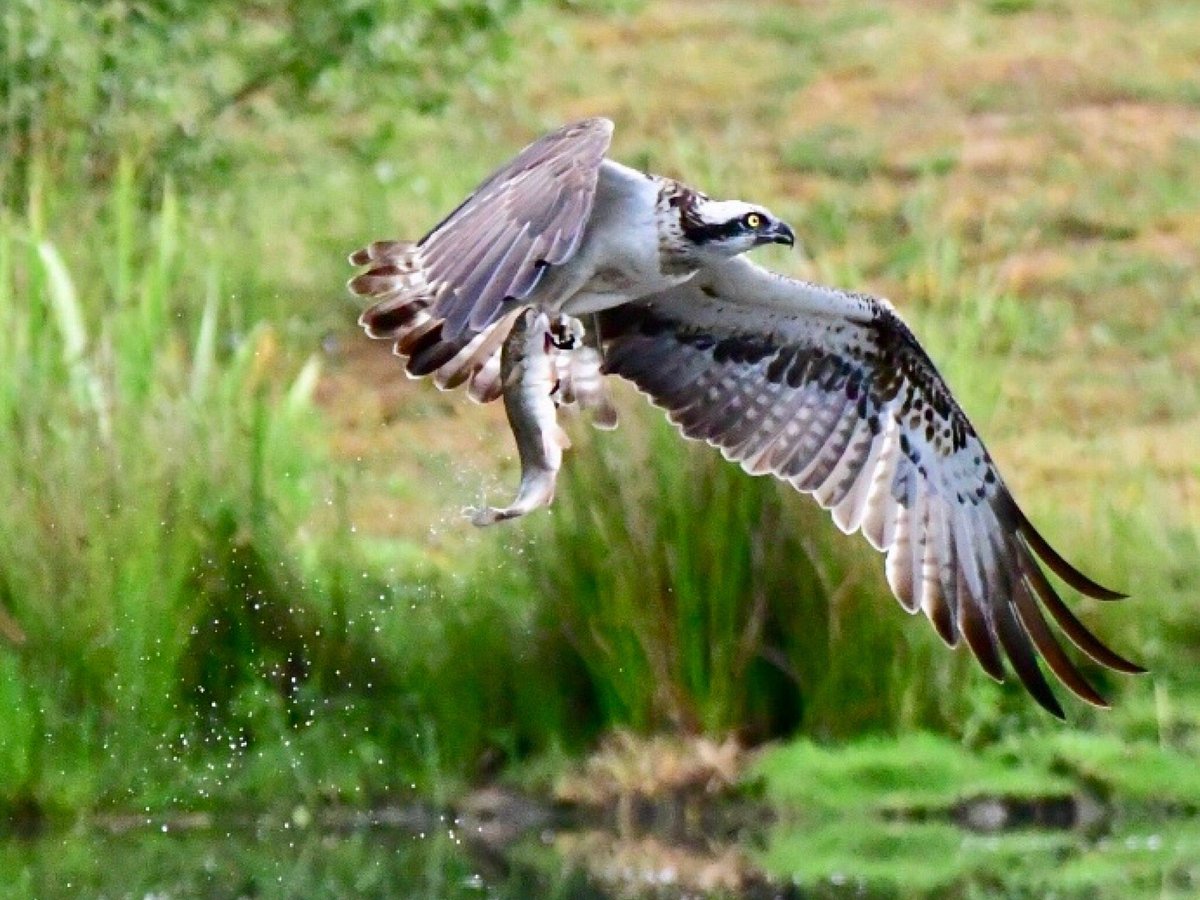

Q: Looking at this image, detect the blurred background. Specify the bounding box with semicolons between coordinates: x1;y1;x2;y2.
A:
0;0;1197;896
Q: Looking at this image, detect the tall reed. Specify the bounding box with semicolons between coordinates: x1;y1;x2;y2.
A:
0;159;330;814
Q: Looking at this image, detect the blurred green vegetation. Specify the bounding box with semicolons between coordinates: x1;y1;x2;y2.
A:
0;3;1197;873
1;0;526;186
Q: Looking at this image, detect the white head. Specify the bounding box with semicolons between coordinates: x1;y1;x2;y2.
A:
673;193;796;263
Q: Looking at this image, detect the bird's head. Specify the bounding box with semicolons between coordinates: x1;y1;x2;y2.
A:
674;194;796;262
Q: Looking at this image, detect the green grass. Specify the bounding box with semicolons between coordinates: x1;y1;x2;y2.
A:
751;733;1073;814
0;156;332;814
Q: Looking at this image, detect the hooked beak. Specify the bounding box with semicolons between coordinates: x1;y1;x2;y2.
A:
761;220;796;248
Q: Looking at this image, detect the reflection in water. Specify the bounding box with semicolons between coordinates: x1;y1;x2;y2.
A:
2;809;1199;898
757;813;1200;899
1;824;595;900
552;829;772;897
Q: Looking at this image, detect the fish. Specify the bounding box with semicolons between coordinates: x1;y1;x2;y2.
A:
469;308;571;526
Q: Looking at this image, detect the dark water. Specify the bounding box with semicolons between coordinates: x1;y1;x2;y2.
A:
3;812;1199;898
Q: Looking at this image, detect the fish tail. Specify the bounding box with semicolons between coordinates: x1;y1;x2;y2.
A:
467;467;559;527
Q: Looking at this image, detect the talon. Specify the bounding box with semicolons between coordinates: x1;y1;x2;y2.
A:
549;315;583;350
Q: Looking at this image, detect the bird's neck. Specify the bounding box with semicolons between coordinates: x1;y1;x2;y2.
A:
654;178;708;276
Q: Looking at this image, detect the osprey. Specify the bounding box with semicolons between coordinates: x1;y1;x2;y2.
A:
349;118;1142;718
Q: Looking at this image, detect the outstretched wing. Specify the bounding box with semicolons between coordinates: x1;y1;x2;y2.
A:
353;117;613;345
598;257;1143;718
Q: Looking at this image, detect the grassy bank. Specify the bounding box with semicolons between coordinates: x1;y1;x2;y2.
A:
0;0;1196;835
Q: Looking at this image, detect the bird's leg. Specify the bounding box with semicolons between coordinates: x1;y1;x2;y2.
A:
545;312;618;430
549;314;584;350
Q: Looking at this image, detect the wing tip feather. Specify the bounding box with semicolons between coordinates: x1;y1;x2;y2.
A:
1011;503;1127;601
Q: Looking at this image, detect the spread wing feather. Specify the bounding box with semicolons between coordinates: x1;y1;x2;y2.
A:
353;117;613;346
598;257;1143;718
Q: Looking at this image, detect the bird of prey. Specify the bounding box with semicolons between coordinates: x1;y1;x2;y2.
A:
349;117;1142;718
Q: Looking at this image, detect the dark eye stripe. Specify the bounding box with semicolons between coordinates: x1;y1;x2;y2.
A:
680;206;761;244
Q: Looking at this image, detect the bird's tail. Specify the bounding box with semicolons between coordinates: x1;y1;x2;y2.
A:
349;240;514;402
350;240;429;339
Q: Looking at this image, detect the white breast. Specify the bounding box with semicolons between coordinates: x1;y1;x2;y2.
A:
535;161;692;317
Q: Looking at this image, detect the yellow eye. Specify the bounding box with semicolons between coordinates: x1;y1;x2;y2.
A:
744;213;763;229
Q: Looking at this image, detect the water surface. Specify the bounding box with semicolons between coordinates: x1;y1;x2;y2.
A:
3;811;1198;898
